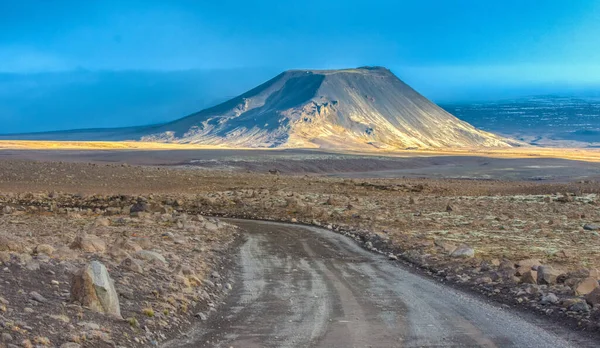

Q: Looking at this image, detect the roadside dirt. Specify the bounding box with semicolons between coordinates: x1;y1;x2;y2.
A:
0;201;238;347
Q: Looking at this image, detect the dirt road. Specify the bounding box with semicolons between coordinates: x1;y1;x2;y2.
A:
166;220;593;347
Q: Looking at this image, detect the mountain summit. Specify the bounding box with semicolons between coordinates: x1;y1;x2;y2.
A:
139;66;515;149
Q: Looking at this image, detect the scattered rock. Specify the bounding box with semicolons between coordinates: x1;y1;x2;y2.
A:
540;293;559;305
520;270;537;284
537;265;561;285
35;244;55;256
60;343;81;348
135;250;168;266
569;301;590;312
450;245;474;258
0;235;24;252
120;256;144;274
70;233;106;253
585;287;600;307
94;217;110;227
583;223;600;231
30;291;47;303
434;239;457;254
70;261;121;318
2;332;13;342
574;277;599;296
515;259;541;275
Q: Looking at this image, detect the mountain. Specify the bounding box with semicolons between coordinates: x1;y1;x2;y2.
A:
1;67;518;149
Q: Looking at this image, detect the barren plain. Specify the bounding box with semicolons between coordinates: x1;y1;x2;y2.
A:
0;148;600;347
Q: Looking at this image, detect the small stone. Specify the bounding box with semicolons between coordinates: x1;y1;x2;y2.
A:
195;312;207;321
70;233;106;253
583;223;600;231
1;332;13;342
49;314;70;323
120;257;144;274
540;293;559;305
94;217;110;227
60;343;81;348
77;321;101;331
135;250;168;265
450;245;474;258
569;301;590;312
30;291;47;303
35;244;55;256
434;239;457;254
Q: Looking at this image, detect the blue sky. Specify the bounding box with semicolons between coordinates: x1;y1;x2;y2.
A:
2;0;600;132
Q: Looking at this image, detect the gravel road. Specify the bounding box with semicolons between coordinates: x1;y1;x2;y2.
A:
165;219;596;348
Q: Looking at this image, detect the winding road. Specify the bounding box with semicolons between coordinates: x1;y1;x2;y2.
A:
166;219;595;347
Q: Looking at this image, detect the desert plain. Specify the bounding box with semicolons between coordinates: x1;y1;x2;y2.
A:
0;144;600;347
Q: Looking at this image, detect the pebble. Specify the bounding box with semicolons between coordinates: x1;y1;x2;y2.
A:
29;291;47;303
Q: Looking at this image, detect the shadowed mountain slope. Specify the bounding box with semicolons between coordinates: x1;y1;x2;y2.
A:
1;67;519;149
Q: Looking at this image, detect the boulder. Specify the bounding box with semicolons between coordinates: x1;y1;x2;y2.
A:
584;287;600;307
520;270;537;284
575;277;599;296
70;234;106;253
70;261;121;318
515;259;541;275
537;265;561;285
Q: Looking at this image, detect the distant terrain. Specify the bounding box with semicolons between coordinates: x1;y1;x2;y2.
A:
443;96;600;148
0;67;517;150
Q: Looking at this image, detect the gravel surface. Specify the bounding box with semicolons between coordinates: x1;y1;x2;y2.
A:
165;219;597;348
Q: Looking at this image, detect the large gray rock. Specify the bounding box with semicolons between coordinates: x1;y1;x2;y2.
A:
70;261;121;318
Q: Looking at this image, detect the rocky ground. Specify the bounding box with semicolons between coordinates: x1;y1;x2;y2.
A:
1;159;600;346
0;196;238;347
